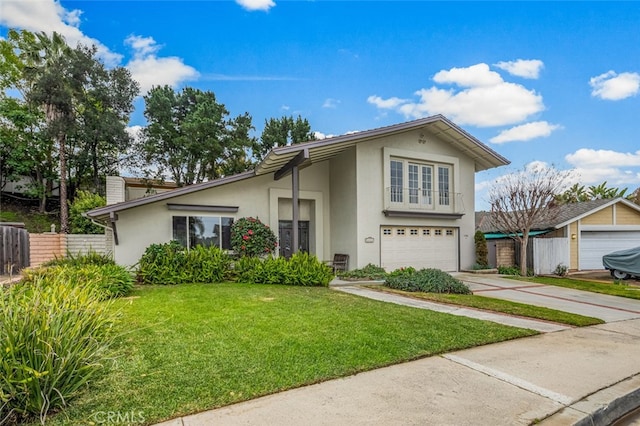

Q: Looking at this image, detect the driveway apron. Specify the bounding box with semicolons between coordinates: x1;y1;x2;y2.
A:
456;273;640;322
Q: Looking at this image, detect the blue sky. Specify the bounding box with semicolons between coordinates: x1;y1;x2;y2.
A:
2;1;640;210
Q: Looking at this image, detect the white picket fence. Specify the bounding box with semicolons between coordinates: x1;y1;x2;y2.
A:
533;238;569;275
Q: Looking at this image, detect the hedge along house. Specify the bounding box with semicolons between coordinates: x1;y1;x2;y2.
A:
477;198;640;272
87;115;509;270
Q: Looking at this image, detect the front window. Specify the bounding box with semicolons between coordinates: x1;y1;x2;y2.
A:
172;215;234;250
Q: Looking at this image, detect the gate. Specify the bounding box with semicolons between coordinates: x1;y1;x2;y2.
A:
0;225;30;274
533;238;569;275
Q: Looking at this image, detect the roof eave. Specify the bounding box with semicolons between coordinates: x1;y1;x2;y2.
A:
86;170;256;219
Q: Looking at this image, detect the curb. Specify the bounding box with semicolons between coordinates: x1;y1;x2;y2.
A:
540;374;640;425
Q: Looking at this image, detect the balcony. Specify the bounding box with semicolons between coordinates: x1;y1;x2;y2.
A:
383;187;465;219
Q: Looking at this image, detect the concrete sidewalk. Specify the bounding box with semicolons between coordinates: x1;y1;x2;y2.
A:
157;319;640;426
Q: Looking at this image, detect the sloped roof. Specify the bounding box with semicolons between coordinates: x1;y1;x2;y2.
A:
256;114;509;175
476;198;640;233
89;115;509;220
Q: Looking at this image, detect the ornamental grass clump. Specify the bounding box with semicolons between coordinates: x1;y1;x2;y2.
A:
230;217;278;257
21;263;134;300
0;278;118;424
385;268;471;294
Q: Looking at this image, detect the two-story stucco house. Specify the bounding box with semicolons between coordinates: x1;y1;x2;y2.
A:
87;115;509;271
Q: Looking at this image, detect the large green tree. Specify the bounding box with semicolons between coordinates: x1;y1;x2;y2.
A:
137;86;255;186
68;45;138;195
0;29;138;229
255;115;316;160
0;30;57;212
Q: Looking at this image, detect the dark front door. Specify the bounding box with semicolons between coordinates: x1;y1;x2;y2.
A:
278;220;309;258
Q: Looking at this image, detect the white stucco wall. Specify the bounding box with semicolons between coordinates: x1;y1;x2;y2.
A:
112;163;331;266
328;147;358;268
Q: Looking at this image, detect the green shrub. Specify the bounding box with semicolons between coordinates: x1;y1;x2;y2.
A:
384;268;471;294
554;263;568;277
43;249;114;267
0;278;118;423
69;190;106;234
235;252;334;286
137;241;231;285
338;263;387;280
231;217;278;257
498;265;521;276
21;264;134;300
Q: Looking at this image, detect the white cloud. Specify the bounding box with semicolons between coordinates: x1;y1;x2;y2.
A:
0;0;122;66
125;35;199;94
490;121;561;144
369;63;544;127
590;71;640;100
235;0;275;12
322;98;340;108
367;95;408;109
433;63;503;87
494;59;544;79
125;35;160;58
125;125;143;141
565;148;640;168
281;105;290;111
568;167;640;187
314;131;330;140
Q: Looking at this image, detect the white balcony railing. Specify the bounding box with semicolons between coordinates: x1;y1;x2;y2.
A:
384;187;465;215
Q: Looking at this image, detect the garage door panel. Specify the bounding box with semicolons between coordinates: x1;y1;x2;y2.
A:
381;226;457;271
580;231;640;270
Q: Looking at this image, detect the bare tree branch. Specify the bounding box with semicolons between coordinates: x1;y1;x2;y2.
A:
488;164;572;275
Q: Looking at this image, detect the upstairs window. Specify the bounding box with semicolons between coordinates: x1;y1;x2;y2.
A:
390;160;404;202
438;166;450;206
389;158;451;207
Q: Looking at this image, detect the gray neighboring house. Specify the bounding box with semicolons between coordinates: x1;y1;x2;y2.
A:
477;198;640;271
88;115;509;271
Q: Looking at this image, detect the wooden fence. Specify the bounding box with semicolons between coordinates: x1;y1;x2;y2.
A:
0;225;30;274
533;238;569;275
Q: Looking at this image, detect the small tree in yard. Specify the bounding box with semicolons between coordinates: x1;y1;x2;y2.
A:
474;230;489;268
488;164;572;276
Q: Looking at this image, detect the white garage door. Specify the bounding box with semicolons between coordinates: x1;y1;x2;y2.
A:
580;231;640;270
380;226;458;271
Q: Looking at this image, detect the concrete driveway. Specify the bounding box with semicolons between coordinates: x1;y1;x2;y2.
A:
456;273;640;322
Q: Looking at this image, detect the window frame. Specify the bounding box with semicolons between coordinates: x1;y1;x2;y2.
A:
388;157;453;207
171;214;234;250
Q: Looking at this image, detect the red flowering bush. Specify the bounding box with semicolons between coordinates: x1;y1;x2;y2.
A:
231;217;278;257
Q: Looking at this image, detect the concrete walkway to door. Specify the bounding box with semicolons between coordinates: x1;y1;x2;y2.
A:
455;273;640;323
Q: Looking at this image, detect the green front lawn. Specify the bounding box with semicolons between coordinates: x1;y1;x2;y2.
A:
511;276;640;300
372;286;604;327
48;283;536;425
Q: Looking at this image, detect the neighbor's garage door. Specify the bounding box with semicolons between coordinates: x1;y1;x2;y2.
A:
381;226;458;271
580;231;640;270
